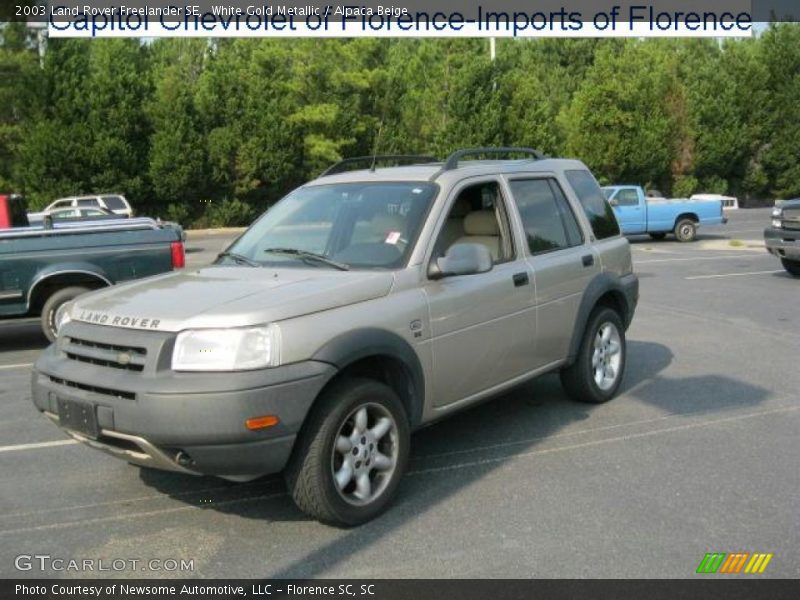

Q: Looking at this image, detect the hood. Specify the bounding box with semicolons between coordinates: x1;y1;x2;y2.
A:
70;266;395;332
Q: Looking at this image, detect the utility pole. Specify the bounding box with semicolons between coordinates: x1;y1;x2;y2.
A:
26;21;48;68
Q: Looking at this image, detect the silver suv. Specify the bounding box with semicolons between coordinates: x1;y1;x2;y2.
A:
32;148;638;525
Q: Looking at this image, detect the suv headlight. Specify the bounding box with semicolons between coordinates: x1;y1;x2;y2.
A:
172;325;281;371
772;207;783;217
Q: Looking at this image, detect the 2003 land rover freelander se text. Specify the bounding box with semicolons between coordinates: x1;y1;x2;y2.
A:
32;148;638;525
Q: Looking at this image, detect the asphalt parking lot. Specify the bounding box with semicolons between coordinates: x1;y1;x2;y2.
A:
1;208;797;579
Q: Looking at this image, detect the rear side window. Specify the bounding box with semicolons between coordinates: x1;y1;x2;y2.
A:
102;195;127;210
76;197;100;207
564;170;620;239
508;178;583;254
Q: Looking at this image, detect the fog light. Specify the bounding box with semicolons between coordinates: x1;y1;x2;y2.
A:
245;415;280;431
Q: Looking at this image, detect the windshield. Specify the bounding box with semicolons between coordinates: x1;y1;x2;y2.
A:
224;182;438;270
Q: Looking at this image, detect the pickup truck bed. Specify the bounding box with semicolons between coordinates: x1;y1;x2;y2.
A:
0;219;184;340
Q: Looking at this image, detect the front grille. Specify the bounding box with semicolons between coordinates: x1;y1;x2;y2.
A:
783;208;800;231
49;376;136;401
63;337;147;372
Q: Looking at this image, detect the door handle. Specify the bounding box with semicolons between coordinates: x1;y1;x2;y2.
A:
582;254;595;267
512;272;529;287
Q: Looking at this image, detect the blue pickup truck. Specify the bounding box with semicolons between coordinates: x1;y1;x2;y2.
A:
601;185;727;242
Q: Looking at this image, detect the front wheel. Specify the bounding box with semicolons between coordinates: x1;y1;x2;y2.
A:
285;378;410;526
561;307;626;404
40;286;90;342
781;258;800;277
674;218;697;242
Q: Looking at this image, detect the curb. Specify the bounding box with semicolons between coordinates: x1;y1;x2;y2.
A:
185;227;247;238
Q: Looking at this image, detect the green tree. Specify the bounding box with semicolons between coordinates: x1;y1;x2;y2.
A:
563;40;679;190
147;39;208;220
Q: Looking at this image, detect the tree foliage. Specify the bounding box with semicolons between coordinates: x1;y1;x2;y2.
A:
3;27;800;224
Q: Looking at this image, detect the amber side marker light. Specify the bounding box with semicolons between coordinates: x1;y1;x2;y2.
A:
245;415;280;431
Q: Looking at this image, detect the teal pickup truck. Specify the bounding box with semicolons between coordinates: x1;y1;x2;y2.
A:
0;196;185;340
601;185;727;242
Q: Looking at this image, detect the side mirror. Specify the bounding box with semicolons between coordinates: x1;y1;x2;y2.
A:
608;198;619;207
429;243;493;280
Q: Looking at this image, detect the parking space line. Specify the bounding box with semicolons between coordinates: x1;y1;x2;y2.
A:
685;270;783;280
723;228;766;235
2;405;796;536
0;480;280;520
0;439;77;453
408;405;800;477
0;492;286;536
636;253;768;264
0;363;33;371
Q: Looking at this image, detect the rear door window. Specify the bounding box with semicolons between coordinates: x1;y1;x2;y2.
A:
101;195;127;210
76;197;100;207
564;170;620;240
508;178;583;254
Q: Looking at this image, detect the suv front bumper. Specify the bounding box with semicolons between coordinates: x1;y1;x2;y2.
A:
764;227;800;261
32;339;335;479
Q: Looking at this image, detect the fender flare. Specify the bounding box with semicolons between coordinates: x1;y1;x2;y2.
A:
566;272;638;365
312;328;425;427
27;263;112;309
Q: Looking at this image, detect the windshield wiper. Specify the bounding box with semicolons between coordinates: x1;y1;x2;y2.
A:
263;248;350;271
217;251;262;268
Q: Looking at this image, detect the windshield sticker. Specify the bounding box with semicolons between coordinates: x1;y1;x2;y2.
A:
385;231;402;245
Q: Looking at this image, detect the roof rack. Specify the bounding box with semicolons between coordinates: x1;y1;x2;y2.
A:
440;147;544;172
320;155;439;177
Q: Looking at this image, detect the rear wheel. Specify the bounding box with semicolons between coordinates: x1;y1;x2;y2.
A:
285;378;410;526
781;258;800;277
561;307;626;404
40;286;90;342
674;218;697;242
649;232;667;241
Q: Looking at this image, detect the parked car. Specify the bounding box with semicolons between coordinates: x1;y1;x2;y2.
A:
602;185;727;241
0;215;184;340
26;206;124;225
29;193;133;220
765;199;800;277
32;148;638;525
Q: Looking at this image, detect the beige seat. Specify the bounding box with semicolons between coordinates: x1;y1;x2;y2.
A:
452;211;501;260
439;197;472;250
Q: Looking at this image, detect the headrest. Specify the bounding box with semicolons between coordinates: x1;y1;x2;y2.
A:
463;211;499;236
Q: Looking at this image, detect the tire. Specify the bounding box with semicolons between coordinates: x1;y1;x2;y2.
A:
284;378;410;526
560;307;626;404
674;218;697;242
649;232;667;241
40;286;90;342
781;258;800;277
